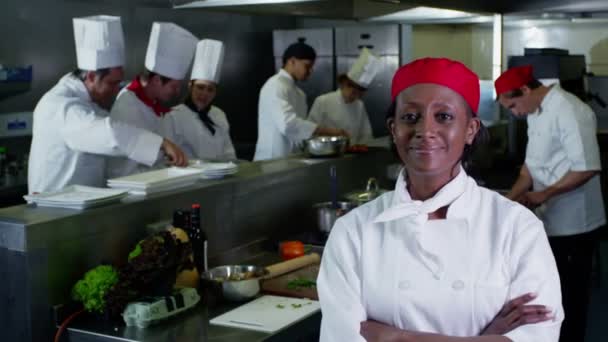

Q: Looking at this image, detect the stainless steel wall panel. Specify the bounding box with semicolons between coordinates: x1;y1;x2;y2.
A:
335;25;399;56
273;28;334;57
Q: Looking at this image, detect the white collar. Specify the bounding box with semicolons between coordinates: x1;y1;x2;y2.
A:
278;68;295;85
374;166;469;225
61;73;92;103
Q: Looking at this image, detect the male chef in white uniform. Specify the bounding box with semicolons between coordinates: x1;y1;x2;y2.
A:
107;22;197;178
254;42;348;161
28;15;186;194
308;48;380;144
496;65;605;342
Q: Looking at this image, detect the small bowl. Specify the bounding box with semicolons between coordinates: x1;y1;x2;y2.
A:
304;136;349;157
202;265;269;301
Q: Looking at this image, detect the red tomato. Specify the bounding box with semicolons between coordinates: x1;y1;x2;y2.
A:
280;241;305;260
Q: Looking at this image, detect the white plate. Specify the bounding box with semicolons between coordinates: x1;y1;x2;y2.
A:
109;177;199;195
107;167;203;189
24;186;128;205
189;160;238;172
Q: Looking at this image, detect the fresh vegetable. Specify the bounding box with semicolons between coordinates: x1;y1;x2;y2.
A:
71;265;119;313
276;304;285;309
286;278;316;291
128;242;142;260
291;303;302;308
280;241;305;260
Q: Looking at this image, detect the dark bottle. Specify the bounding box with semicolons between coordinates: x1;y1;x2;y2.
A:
190;203;207;272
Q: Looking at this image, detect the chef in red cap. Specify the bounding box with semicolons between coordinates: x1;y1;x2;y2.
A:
317;58;563;342
496;65;605;342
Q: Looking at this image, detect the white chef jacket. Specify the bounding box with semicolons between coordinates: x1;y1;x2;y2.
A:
253;69;317;160
308;90;373;144
28;74;162;194
106;84;166;178
318;168;563;342
525;84;605;236
163;104;236;161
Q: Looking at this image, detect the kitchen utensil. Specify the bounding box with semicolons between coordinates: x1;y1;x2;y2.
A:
304;136;349;157
265;253;321;279
209;295;320;333
262;263;320;300
344;177;387;206
313;201;357;234
201;265;269;301
329;165;338;209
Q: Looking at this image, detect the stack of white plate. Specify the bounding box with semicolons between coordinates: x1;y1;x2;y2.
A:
24;185;129;210
188;161;238;179
107;167;203;195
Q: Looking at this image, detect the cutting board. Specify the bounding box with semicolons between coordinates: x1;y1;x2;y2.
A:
261;263;320;300
209;295;320;333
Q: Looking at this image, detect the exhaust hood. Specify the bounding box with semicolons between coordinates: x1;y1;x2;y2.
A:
173;0;432;20
174;0;608;20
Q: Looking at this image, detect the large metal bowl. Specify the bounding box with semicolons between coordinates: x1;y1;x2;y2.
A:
304;136;349;157
202;265;269;301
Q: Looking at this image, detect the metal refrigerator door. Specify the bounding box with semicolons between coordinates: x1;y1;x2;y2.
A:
274;56;335;110
335;25;399;56
337;55;398;137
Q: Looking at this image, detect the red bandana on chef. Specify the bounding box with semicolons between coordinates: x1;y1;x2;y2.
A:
126;76;170;117
391;57;480;115
494;65;534;96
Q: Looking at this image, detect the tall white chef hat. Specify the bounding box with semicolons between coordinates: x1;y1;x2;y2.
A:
144;22;198;80
346;48;381;89
73;15;125;70
191;39;225;83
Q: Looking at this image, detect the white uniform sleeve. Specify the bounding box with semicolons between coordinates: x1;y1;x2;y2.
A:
216;108;237;160
271;86;317;141
359;104;374;144
61;103;162;166
318;218;367;342
308;96;324;124
557;105;601;171
502;211;563;342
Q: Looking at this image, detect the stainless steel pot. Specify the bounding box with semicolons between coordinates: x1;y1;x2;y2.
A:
344;178;387;206
202;265;269;301
304;136;349;157
313;201;358;234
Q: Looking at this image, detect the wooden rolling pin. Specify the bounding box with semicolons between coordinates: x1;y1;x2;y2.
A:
264;253;321;279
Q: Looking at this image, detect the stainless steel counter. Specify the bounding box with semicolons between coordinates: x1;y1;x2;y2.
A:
0;150;395;342
64;249;321;342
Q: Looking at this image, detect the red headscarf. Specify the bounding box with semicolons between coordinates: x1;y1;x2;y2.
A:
126;76;170;117
391;57;480;115
494;65;534;96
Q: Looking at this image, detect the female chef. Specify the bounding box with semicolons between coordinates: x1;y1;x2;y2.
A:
317;57;563;342
164;39;236;161
308;48;380;144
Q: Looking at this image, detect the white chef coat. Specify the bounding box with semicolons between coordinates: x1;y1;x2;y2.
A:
525;84;605;236
318;168;563;342
253;69;317;160
308;90;373;144
163;104;236;161
106;84;166;179
28;73;162;193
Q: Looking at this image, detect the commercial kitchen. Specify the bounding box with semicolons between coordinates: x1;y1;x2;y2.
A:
1;0;608;341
